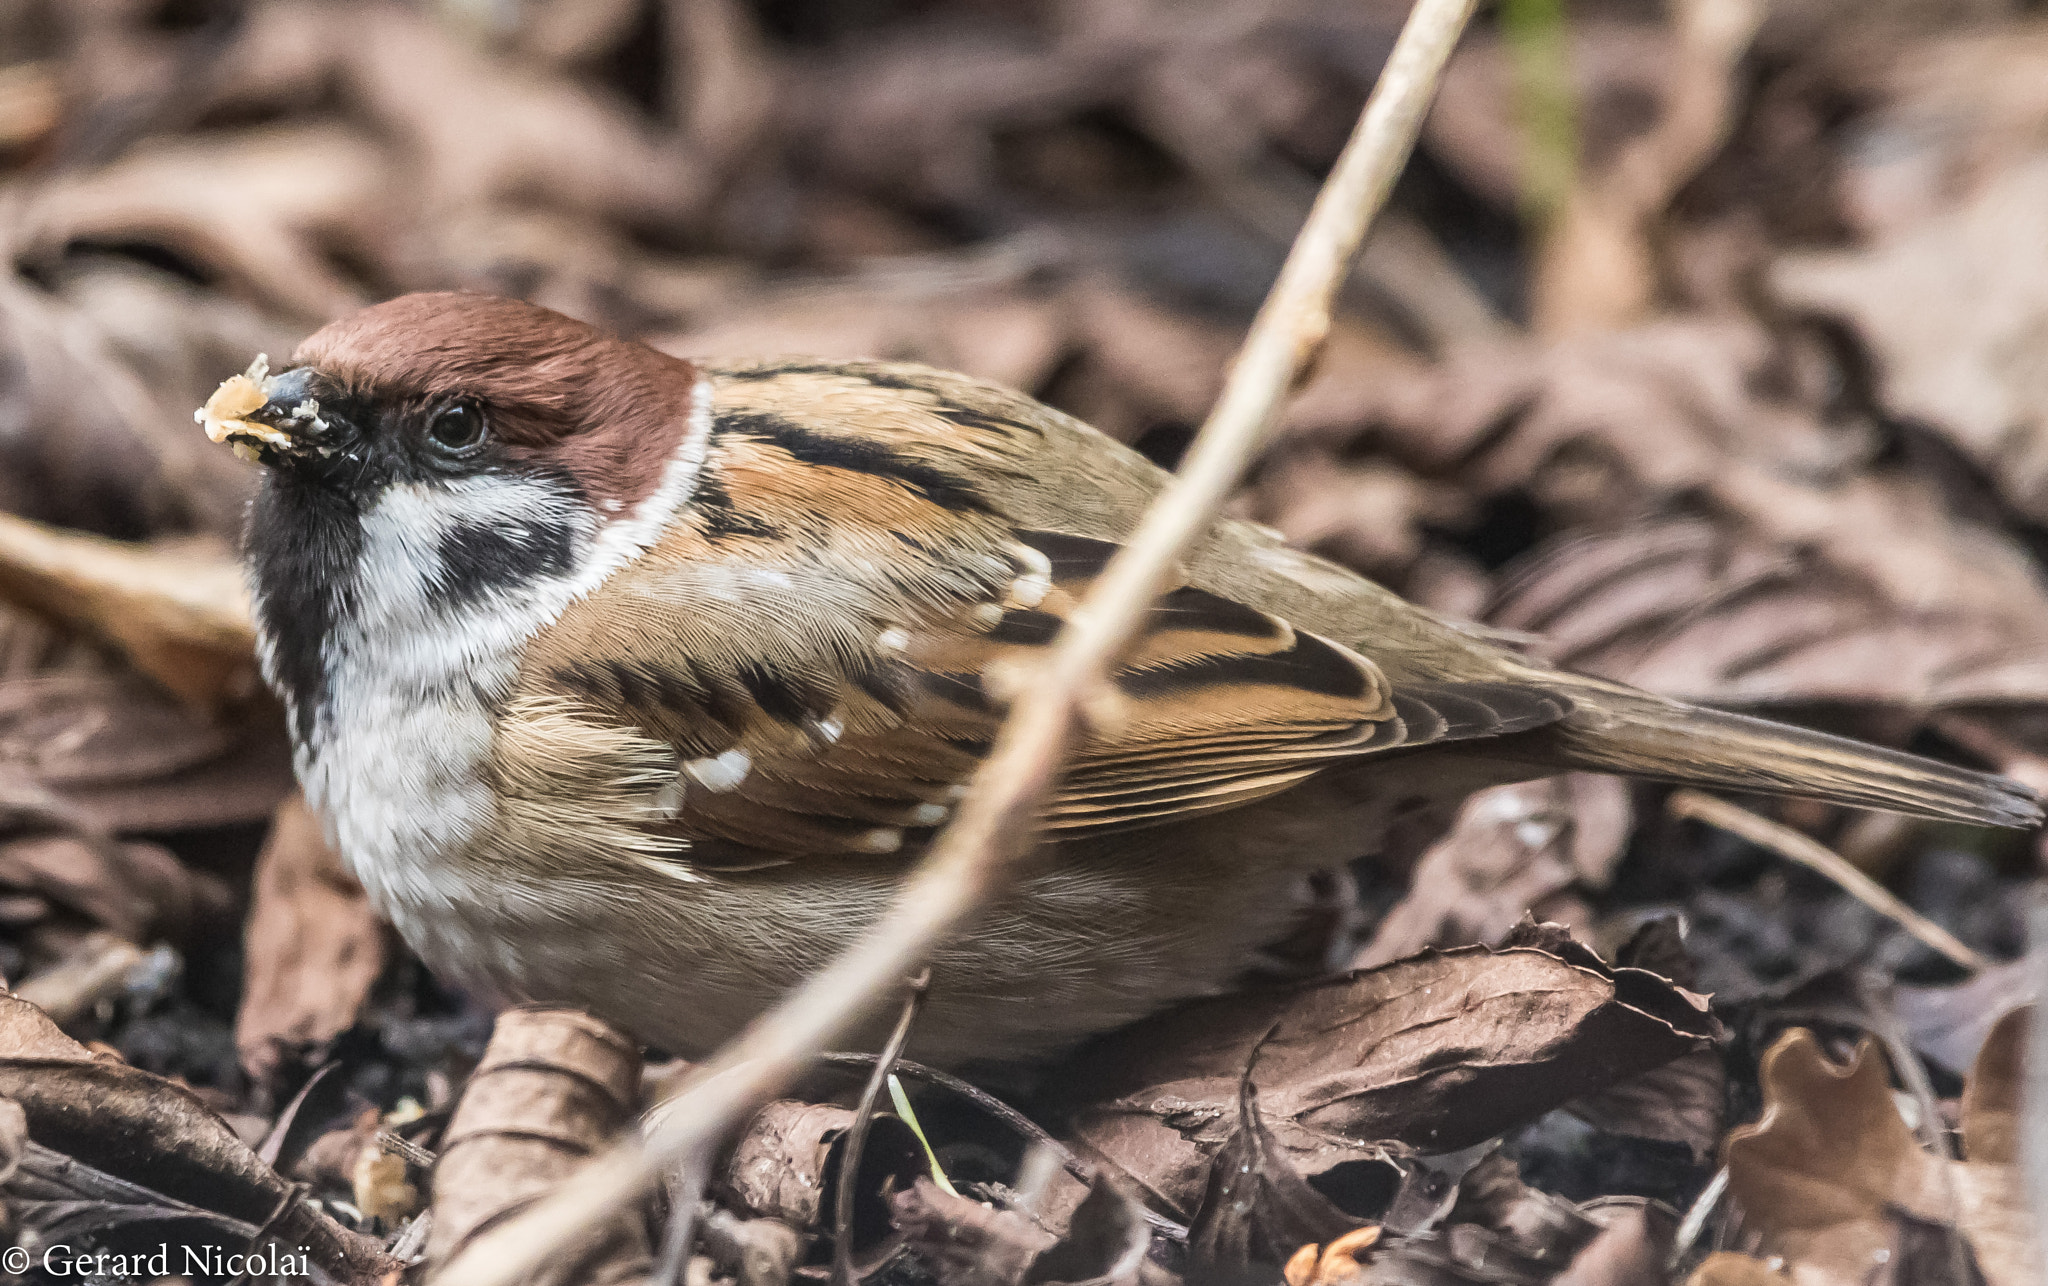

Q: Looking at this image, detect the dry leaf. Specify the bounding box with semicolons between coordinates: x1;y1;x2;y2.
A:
893;1171;1150;1286
1776;154;2048;522
1061;935;1717;1221
235;794;386;1085
1894;953;2038;1077
0;991;389;1279
0;666;293;832
1354;775;1631;968
1553;1200;1675;1286
1188;1081;1367;1273
1684;1252;1790;1285
1488;516;2048;709
0;515;255;710
202;0;702;230
0;832;230;946
1724;1010;2042;1286
428;1006;652;1286
720;1097;926;1236
5;125;383;322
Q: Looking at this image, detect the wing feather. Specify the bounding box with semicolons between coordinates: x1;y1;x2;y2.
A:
506;362;1574;865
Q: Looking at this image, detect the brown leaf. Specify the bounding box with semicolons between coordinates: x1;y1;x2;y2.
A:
0;516;255;711
1684;1253;1791;1285
652;248;1071;397
1825;25;2048;241
1188;1081;1365;1274
1488;515;2048;710
0;666;294;833
0;831;230;945
8;125;383;323
1566;1049;1726;1163
893;1177;1060;1286
720;1097;926;1240
0;991;390;1280
1354;775;1631;968
1775;154;2048;522
205;1;703;231
1439;1152;1603;1277
891;1173;1151;1286
10;931;146;1026
0;272;259;541
0;671;232;787
235;794;386;1084
428;1006;652;1286
1895;953;2038;1077
1552;1199;1676;1286
1724;1011;2042;1286
1061;939;1717;1221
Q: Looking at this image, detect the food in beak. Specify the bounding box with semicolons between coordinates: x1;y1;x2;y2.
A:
197;355;294;462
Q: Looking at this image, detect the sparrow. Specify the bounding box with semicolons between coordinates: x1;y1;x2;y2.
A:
202;291;2041;1066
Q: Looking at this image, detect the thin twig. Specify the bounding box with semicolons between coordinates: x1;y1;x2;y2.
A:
832;971;928;1286
815;1054;1094;1186
1668;790;1988;972
432;0;1480;1280
654;1160;709;1286
1667;1166;1727;1270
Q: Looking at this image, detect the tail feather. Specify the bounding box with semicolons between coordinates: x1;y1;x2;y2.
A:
1546;690;2042;829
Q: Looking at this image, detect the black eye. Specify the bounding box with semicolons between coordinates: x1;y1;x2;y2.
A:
427;401;488;454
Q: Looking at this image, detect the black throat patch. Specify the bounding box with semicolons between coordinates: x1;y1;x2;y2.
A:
246;476;364;744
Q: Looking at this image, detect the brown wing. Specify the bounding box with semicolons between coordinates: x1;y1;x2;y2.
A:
518;518;1568;868
505;358;1570;866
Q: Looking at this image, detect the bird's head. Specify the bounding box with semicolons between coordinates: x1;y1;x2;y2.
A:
202;291;702;516
203;292;711;740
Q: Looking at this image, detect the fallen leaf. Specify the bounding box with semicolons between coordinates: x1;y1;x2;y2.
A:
1684;1253;1790;1285
0;831;230;946
893;1170;1150;1286
1061;936;1717;1221
893;1176;1060;1286
1775;155;2048;524
1894;953;2038;1077
1553;1199;1676;1286
1724;1010;2042;1286
0;991;389;1279
0;515;255;711
1488;516;2048;710
428;1007;652;1285
1354;775;1631;968
700;1207;805;1286
1188;1081;1366;1273
235;794;387;1085
720;1096;927;1244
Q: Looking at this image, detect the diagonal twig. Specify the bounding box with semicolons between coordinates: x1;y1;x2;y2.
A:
432;1;1482;1280
1668;789;1988;971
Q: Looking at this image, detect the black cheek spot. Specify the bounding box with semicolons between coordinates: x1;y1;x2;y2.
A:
435;518;576;606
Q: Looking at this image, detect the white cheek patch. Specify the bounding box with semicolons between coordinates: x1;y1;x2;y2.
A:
300;379;719;907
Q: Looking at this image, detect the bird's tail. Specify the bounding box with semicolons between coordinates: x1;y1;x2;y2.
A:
1538;681;2042;828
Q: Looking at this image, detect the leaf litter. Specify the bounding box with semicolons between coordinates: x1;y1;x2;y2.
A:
0;0;2042;1284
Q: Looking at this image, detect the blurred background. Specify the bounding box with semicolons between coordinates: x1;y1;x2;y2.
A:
1;0;2046;1188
